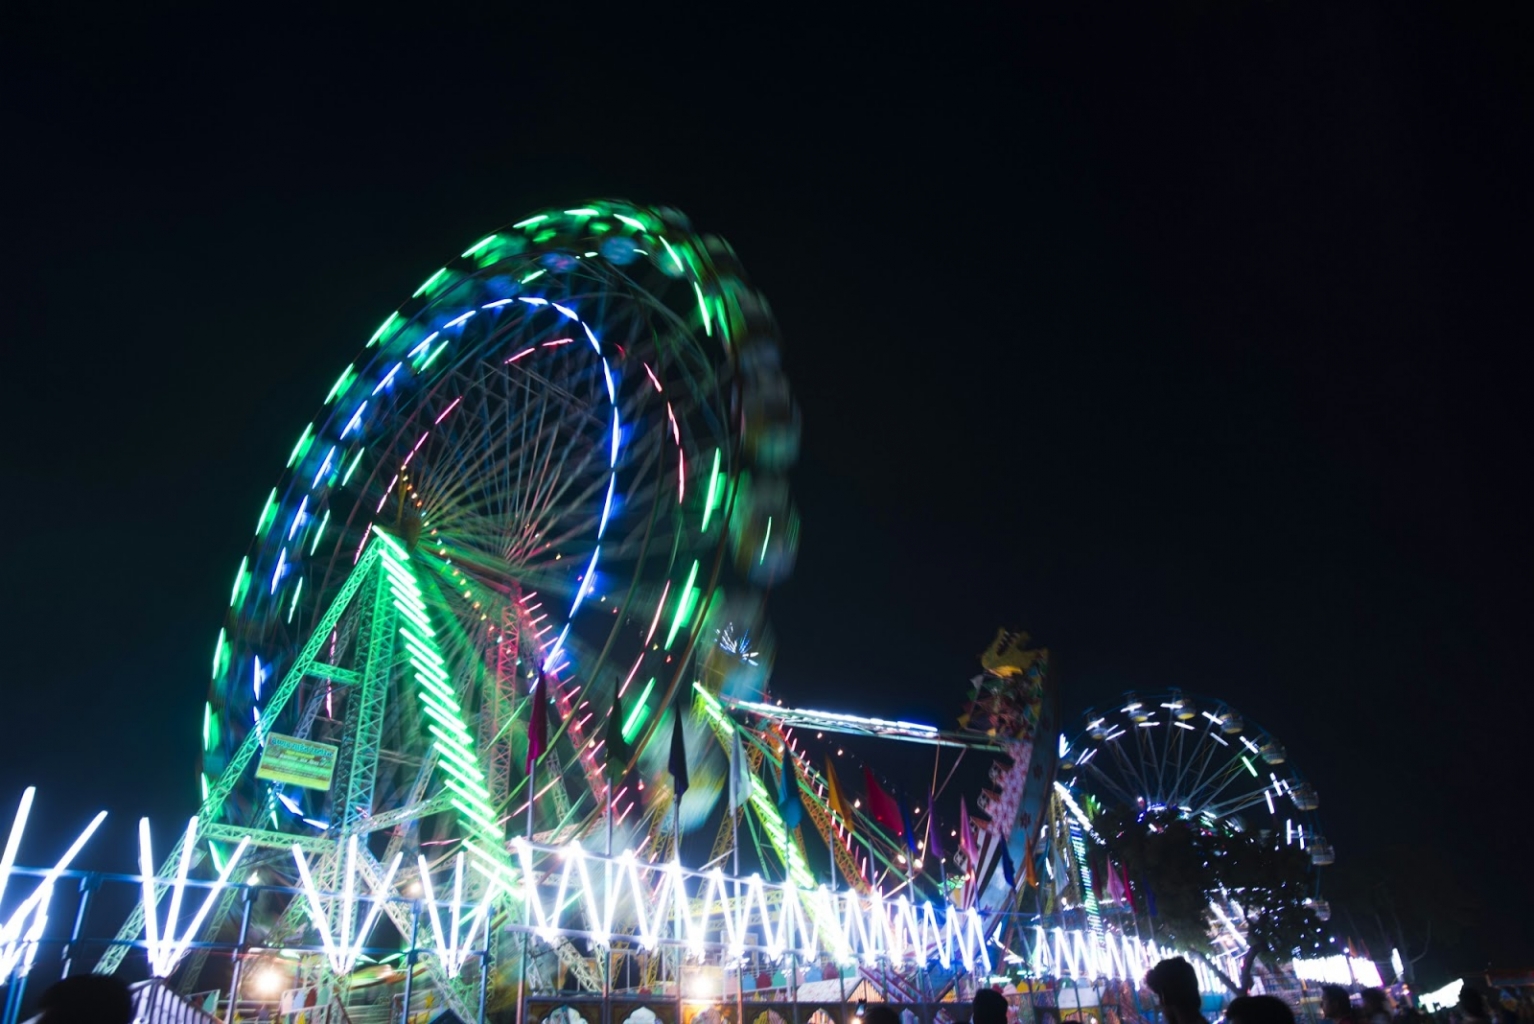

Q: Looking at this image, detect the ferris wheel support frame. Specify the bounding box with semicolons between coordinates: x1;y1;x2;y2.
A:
95;539;507;1020
92;541;386;974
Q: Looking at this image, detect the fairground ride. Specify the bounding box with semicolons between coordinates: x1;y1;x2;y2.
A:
87;201;1068;1024
1022;691;1333;994
95;201;803;1018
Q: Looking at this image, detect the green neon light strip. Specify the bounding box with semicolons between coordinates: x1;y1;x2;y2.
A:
692;281;712;337
462;234;498;257
420;338;450;371
256;489;278;536
308;509;331;555
373;531;501;848
513;215;548;229
325;364;356;405
660;237;684;274
287;424;315;468
622;678;657;742
230;557;250;607
368;312;399;346
1240;755;1259;778
412;269;447;299
701;449;721;532
664;560;700;649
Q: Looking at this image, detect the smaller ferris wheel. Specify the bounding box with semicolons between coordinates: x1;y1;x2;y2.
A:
1058;690;1332;867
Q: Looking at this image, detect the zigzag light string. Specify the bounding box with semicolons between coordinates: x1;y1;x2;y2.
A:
293;835;403;975
507;840;990;972
138;817;251;977
1029;926;1242;991
419;853;500;977
0;789;107;979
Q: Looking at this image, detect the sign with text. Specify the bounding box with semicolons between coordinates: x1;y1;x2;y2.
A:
255;733;339;791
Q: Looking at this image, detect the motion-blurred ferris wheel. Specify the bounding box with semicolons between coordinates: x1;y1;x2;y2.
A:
1058;690;1329;860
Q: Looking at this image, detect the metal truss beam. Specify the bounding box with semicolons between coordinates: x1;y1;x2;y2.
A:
95;544;384;975
200;823;333;854
336;572;394;833
308;663;362;685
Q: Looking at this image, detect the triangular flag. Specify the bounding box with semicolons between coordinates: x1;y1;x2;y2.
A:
862;766;904;834
668;697;690;801
777;748;804;831
1000;840;1017;888
605;688;632;785
1105;857;1125;902
958;800;979;868
525;669;549;773
925;792;945;860
824;757;852;824
728;729;753;813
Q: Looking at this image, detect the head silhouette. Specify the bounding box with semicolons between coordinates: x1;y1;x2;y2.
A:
1227;995;1296;1024
1146;958;1202;1018
1320;985;1352;1019
973;987;1009;1024
38;974;134;1024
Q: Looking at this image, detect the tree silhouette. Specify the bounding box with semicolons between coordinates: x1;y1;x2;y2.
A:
1101;807;1328;994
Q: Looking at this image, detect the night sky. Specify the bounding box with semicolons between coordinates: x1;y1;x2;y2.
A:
5;3;1530;982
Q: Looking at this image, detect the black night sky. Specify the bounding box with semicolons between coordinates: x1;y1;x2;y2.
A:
5;3;1531;984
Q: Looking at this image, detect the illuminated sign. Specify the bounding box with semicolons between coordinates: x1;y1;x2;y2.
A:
255;734;339;790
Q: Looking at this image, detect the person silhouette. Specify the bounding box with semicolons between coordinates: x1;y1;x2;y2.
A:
1146;958;1207;1024
35;974;134;1024
973;988;1009;1024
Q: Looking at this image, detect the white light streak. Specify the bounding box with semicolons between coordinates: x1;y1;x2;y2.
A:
138;817;250;977
420;853;501;977
0;790;108;978
292;835;402;976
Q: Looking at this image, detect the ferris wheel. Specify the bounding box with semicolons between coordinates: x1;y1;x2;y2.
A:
100;202;800;990
1057;691;1332;865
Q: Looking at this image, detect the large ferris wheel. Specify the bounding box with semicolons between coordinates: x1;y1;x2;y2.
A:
98;202;802;1009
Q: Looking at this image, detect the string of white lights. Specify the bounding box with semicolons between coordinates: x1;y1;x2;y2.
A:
138;817;251;977
419;852;500;977
503;840;991;972
292;835;402;976
0;788;107;979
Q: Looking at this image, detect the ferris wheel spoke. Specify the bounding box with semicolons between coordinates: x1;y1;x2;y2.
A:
1169;735;1210;809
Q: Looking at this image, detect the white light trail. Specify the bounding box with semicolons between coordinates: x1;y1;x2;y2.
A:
138;817;251;977
0;790;108;978
420;853;501;977
293;835;402;976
